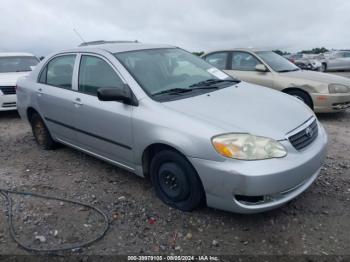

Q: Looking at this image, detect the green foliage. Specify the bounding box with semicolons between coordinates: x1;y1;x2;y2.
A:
273;50;291;56
299;47;329;54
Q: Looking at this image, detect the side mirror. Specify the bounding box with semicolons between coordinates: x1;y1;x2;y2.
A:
255;64;268;72
97;85;138;106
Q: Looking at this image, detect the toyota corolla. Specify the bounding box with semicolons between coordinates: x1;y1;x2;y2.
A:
17;42;328;213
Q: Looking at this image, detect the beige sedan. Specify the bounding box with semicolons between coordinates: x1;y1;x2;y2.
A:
202;49;350;113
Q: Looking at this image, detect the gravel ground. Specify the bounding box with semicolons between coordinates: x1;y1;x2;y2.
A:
0;101;350;256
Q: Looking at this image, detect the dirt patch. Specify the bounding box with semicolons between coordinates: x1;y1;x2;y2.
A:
0;110;349;255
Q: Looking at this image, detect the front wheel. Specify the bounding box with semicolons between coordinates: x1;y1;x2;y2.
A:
321;63;327;72
150;150;205;211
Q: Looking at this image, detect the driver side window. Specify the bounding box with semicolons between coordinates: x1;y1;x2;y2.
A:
78;55;124;96
231;52;260;71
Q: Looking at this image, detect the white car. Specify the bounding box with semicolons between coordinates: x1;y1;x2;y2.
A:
0;53;39;111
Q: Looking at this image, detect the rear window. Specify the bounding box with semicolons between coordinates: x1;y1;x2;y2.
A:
39;55;76;89
0;56;39;73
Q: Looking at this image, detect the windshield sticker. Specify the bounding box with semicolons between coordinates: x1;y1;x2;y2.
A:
207;68;229;80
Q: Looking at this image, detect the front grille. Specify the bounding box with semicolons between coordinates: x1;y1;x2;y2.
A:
2;102;16;108
0;86;16;95
332;102;350;110
289;119;318;150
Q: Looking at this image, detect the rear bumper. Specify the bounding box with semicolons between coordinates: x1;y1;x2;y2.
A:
0;94;17;111
189;123;328;214
311;93;350;113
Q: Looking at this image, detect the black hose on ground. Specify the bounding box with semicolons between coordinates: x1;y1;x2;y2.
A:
0;187;110;253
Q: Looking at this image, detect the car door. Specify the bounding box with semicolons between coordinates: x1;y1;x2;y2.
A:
327;53;343;70
226;51;274;88
37;54;78;144
73;54;134;168
337;52;350;70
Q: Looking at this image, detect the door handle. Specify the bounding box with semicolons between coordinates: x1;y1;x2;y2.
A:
74;98;83;106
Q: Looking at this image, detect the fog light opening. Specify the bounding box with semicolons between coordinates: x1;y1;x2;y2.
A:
235;195;265;204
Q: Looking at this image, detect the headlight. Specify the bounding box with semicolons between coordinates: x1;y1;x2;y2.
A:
328;84;350;93
212;134;287;160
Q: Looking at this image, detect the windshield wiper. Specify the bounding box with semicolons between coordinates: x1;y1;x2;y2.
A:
152;88;193;96
278;68;300;73
152;85;221;97
189;78;240;88
152;79;240;97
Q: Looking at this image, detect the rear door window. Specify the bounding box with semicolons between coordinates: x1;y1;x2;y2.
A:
39;55;76;89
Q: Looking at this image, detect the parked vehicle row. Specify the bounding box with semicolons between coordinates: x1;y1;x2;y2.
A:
16;42;328;214
202;48;350;112
0;52;39;111
286;51;350;72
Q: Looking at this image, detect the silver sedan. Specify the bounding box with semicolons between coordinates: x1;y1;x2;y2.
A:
17;42;328;214
321;51;350;72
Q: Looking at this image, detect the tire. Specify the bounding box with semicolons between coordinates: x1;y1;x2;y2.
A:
285;90;313;110
150;150;205;211
321;63;327;72
30;113;57;150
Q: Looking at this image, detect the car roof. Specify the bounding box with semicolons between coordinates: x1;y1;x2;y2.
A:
205;48;268;54
0;52;36;57
64;42;176;54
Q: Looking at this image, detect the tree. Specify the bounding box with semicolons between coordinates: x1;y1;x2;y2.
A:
299;47;329;54
273;50;290;56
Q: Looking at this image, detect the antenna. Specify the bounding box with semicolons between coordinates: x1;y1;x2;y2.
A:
73;28;86;44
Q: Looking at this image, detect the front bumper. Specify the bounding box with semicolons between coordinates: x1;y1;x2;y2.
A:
311;93;350;113
0;94;17;111
189;123;328;214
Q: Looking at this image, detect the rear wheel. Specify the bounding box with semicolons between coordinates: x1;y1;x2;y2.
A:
30;113;57;150
285;90;313;110
150;150;205;211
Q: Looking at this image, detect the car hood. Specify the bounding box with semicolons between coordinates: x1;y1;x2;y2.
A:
0;72;31;86
280;70;350;85
163;82;314;140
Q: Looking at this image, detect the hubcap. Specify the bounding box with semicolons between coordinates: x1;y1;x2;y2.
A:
158;162;190;202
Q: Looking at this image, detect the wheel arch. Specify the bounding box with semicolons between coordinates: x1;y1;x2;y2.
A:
27;107;40;121
282;87;314;110
142;143;189;180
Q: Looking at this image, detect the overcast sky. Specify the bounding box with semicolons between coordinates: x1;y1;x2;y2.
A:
1;0;349;56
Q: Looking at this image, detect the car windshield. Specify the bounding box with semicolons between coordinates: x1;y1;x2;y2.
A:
115;48;237;99
256;51;300;73
0;56;39;73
